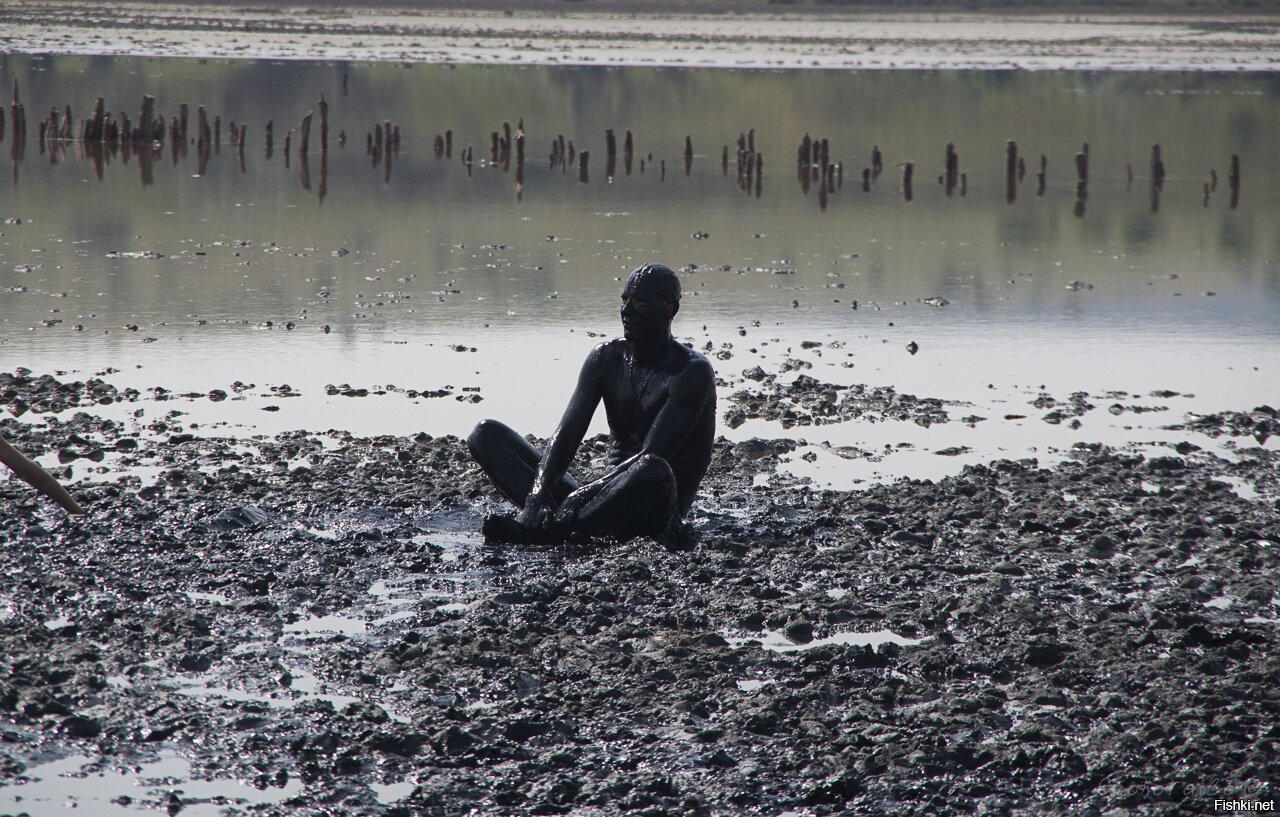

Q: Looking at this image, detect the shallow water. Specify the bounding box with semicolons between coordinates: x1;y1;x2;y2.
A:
1;750;303;816
1;57;1278;481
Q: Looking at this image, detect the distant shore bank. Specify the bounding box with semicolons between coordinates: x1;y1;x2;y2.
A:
2;1;1279;71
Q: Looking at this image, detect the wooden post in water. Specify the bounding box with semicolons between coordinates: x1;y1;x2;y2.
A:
138;95;155;142
1006;139;1018;204
265;120;274;158
1229;153;1240;209
298;112;313;155
902;161;914;202
86;97;105;141
197;105;211;147
944;142;958;196
10;80;24;138
1075;145;1088;216
319;94;328;152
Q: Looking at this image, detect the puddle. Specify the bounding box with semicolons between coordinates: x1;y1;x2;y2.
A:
1213;475;1259;501
414;530;481;564
736;678;776;692
372;780;418;804
0;751;302;817
725;629;929;653
183;590;232;605
284;612;369;636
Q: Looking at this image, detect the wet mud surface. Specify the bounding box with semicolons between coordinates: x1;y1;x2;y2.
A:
2;370;1280;815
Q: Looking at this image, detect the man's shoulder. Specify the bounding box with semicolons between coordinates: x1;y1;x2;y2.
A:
580;338;627;373
671;341;715;382
590;338;628;359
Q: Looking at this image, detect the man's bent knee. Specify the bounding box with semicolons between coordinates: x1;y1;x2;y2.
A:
468;418;512;455
632;453;676;485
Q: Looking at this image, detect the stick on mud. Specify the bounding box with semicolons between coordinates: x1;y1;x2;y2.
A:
0;435;85;515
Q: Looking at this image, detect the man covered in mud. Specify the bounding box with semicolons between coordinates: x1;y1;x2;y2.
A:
468;263;715;550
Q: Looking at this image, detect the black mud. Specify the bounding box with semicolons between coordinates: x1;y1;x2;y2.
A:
2;371;1279;816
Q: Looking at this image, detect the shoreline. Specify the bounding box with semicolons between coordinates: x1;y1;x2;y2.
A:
2;2;1279;71
2;370;1278;815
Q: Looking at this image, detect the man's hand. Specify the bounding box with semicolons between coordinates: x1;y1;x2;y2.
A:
518;491;553;530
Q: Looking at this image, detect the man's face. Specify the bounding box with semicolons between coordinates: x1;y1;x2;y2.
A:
620;273;673;344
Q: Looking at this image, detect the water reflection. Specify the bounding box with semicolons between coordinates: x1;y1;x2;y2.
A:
0;56;1277;414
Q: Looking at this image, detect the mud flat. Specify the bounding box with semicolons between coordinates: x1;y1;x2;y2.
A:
2;1;1279;70
1;371;1278;814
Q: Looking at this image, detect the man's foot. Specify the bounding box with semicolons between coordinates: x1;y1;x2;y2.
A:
482;513;562;545
655;518;695;552
483;514;538;544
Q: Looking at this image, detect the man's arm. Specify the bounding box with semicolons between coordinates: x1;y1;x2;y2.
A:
549;354;715;525
519;345;606;529
639;356;715;460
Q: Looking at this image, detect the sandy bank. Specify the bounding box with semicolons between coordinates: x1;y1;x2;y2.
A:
1;1;1279;70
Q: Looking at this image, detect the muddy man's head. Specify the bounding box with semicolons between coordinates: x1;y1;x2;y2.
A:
620;263;681;344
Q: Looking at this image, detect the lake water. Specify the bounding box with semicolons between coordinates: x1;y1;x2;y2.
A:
2;56;1278;483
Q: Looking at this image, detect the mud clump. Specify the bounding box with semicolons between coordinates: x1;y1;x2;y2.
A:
1;382;1279;814
725;373;954;430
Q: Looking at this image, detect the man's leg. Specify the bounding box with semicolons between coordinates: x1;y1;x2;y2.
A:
467;418;576;506
564;453;681;544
